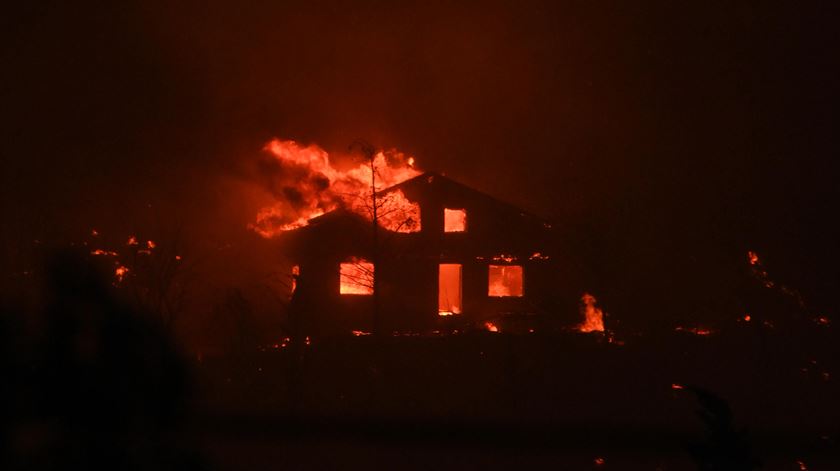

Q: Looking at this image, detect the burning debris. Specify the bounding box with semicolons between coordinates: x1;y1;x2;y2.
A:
114;265;129;282
747;250;806;307
250;138;421;237
528;252;550;261
746;250;831;328
675;326;715;336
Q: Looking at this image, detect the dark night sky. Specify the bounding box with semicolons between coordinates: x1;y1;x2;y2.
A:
2;1;839;328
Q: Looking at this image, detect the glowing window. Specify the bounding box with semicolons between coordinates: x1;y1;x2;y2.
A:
290;265;300;294
488;265;523;297
339;259;374;295
444;208;467;232
438;264;462;316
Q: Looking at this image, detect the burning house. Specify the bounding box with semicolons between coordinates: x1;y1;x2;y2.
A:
278;171;579;336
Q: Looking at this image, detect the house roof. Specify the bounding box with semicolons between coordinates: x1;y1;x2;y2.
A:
383;171;553;229
283;171;553;237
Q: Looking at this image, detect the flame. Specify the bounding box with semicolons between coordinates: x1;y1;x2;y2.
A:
290;265;300;295
484;321;499;333
361;189;421;233
577;293;605;333
251;138;421;237
339;258;374;295
127;235;139;246
671;383;684;390
488;265;524;297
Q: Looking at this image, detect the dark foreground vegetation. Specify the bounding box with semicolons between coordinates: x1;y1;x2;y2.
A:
2;252;837;470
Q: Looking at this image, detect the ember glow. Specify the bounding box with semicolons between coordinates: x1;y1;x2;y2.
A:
529;252;550;261
577;292;605;333
114;265;129;282
251;138;421;237
675;326;715;336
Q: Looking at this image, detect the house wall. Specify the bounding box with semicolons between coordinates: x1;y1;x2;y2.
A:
286;174;579;336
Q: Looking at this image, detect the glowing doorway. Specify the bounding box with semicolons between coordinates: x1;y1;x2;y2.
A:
438;264;462;315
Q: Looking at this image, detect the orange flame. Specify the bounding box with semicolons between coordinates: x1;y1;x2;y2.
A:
488;265;523;297
251;138;421;237
577;293;605;333
339;258;374;295
484;321;499;333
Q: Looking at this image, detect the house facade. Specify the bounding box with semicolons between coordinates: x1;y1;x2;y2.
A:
281;172;578;335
